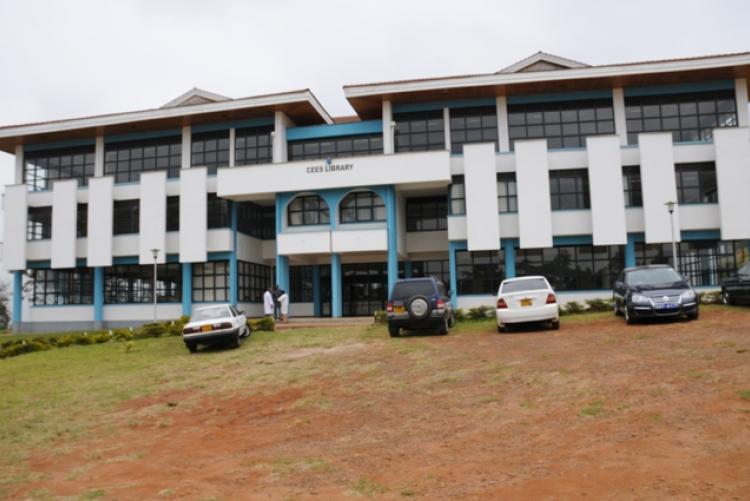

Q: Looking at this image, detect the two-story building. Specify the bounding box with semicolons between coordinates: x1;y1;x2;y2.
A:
2;51;750;331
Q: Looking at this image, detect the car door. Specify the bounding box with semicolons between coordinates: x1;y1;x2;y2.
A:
738;264;750;301
612;272;626;308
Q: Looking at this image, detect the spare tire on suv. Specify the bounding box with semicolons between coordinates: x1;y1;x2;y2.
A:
386;278;454;337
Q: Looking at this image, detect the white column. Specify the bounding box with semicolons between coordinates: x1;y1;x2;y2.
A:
51;179;78;269
181;126;191;169
139;171;167;265
463;143;500;250
714;127;750;240
273;111;293;164
586;136;627;245
639;132;680;244
515;140;553;249
179;168;207;262
496;96;510;152
382;100;394;154
613;88;628;146
2;185;27;270
94;136;105;177
228;128;236;167
13;145;24;184
443;108;451;153
87;177;114;267
735;78;749;127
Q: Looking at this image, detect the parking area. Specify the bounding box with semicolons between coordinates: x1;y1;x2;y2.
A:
2;305;750;499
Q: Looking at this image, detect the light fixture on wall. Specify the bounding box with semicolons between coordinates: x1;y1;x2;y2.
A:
151;248;160;321
665;201;678;272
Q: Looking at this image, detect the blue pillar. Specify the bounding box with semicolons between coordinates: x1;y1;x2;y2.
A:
403;261;412;279
275;255;289;293
386;186;398;295
625;233;637;268
312;265;322;317
12;271;22;331
229;201;239;306
448;242;459;308
503;240;516;278
331;253;342;318
182;263;192;317
93;267;104;327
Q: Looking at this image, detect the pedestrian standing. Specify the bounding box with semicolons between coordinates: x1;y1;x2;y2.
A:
263;287;275;318
279;291;290;323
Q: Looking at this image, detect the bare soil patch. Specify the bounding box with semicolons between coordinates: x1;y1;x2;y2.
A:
9;307;750;500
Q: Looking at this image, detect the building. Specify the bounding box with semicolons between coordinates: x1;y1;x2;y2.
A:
2;51;750;332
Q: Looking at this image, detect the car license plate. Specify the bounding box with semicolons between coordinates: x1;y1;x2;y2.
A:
654;303;678;310
394;305;405;313
201;324;212;332
520;298;532;307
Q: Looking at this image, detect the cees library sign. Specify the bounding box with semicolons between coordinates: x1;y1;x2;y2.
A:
305;158;354;174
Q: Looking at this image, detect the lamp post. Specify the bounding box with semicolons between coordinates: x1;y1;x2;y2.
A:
150;248;160;322
665;201;678;272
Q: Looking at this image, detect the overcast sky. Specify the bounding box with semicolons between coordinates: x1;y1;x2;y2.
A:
1;0;749;212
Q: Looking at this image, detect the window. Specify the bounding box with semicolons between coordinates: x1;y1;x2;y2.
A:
497;173;518;213
675;162;718;204
24;146;96;191
549;169;590;210
290;265;314;302
449;175;465;215
104;263;181;303
406;197;447;231
456;250;504;294
342;262;387;316
207;193;230;229
635;239;744;286
239;261;272;303
625;89;737;144
104;136;182;184
29;268;94;305
394;110;445;152
287;195;329;226
516;245;624;291
235;126;273;166
288;134;383;161
410;260;450;286
450;106;498;154
192;261;229;302
622;166;643;207
27;206;52;240
507;99;615;150
77;203;88;238
192;130;230;175
340;191;386;224
238;202;275;239
113;200;139;235
166;196;179;232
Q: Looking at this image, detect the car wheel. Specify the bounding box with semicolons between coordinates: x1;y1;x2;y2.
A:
624;306;636;325
613;300;622;316
550;319;560;330
241;325;250;338
722;289;733;305
687;311;699;320
447;312;456;328
388;324;400;337
186;342;197;353
231;332;241;349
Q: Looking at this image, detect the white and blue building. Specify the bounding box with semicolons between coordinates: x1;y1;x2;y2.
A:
2;51;750;331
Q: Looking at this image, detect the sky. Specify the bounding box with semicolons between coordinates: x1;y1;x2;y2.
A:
0;0;749;227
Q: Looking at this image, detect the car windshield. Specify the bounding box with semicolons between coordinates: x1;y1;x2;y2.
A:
502;278;548;294
391;281;434;300
627;268;684;288
191;306;231;322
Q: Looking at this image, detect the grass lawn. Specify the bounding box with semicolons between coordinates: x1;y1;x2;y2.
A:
1;305;749;499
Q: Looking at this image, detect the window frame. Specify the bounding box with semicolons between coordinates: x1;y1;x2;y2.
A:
339;191;386;224
635;239;743;286
406;196;448;232
234;125;274;166
24;146;96;192
549;169;591;210
104;136;182;184
675;162;718;204
449;106;499;154
238;260;272;303
497;173;518;213
288;133;383;161
394;110;445;153
207;193;230;229
449;175;466;215
27;206;52;240
516;245;624;291
192;261;229;303
166;196;179;232
622;166;643;208
191;130;230;175
30;268;94;305
112;200;140;235
104;263;181;304
287;195;330;227
455;250;504;294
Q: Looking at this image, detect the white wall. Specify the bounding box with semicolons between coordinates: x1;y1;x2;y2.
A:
405;231;448;253
638;133;680;244
139;171;167;264
87;176;114;266
51;180;77;268
3;184;27;270
463;143;500;251
586;135;627;245
331;228;387;253
277;231;331;255
179;168;207;262
713;127;750;240
103;304;182;322
515;140;552;248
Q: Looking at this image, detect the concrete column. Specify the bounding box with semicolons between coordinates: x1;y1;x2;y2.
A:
382;100;394;154
496;96;510;152
312;265;322;317
448;242;459;308
613;88;628;146
273;111;293;164
12;271;22;332
182;263;192;317
502;240;516;278
181;126;191;169
94;136;104;177
229;202;238;305
735;78;749;127
228;128;236;167
14;145;24;184
331;253;342;318
386;186;398;295
275;255;289;295
443;108;451;153
93;267;104;328
625;234;638;268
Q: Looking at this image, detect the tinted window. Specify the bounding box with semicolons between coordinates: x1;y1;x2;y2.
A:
739;263;750;275
192;306;231;321
391;281;435;300
502;278;549;293
626;268;683;287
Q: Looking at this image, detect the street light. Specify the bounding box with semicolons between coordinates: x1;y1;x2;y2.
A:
665;201;678;272
150;248;160;322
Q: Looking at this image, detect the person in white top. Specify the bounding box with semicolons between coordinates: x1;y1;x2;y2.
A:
278;292;290;323
263;288;275;317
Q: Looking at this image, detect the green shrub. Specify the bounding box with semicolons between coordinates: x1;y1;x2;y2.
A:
248;316;275;332
454;308;466;321
698;291;720;305
74;334;96;345
179;315;190;324
112;329;134;341
585;298;613;312
563;301;584;315
372;309;388;325
467;306;494;320
139;323;167;338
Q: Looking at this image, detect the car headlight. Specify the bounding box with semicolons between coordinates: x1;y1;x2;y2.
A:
680;290;696;302
631;294;649;304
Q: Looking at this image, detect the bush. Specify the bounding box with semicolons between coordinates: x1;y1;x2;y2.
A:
563;301;584;315
112;329;134;341
698;291;721;305
467;306;494;320
373;309;387;325
585;298;614;312
139;322;167;338
454;308;466;322
248;316;275;332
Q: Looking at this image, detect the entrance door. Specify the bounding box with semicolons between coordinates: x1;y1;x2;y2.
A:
319;265;332;317
342;262;388;317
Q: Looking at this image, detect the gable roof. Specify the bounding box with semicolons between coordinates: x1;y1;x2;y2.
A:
161;87;231;108
497;51;590;74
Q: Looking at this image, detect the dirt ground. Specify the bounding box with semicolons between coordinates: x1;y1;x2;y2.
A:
10;307;750;500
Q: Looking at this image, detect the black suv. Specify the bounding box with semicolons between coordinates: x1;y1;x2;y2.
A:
613;265;699;324
720;262;750;305
386;278;454;337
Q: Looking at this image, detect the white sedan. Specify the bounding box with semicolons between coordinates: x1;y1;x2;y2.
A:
182;304;249;353
496;276;560;332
